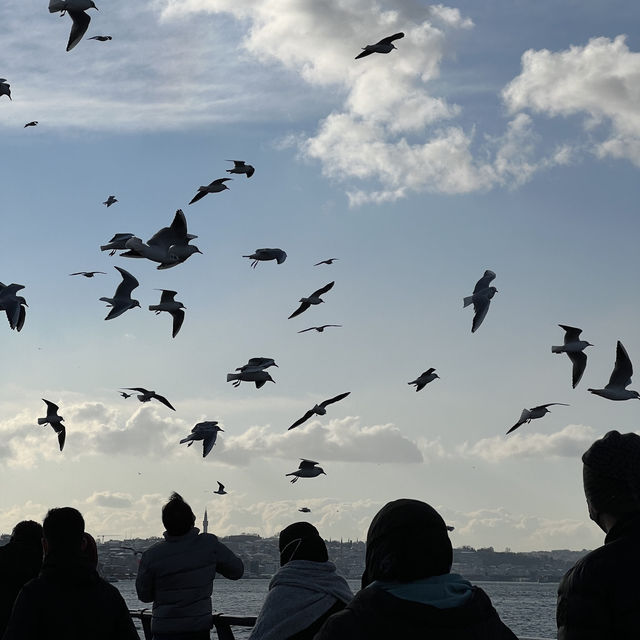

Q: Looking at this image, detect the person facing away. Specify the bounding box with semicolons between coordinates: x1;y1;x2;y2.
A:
136;492;244;640
314;498;518;640
0;521;43;637
249;522;353;640
557;430;640;639
1;507;139;640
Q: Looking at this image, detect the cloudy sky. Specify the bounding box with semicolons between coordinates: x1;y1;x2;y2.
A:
1;0;639;552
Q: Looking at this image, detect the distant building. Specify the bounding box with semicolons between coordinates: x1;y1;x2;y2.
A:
203;508;208;534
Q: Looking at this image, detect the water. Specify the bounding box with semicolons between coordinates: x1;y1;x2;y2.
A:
117;578;558;639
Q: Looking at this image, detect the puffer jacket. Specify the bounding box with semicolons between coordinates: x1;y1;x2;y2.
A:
136;527;243;634
557;513;640;640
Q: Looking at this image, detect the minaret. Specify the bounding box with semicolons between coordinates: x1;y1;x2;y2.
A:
203;508;209;534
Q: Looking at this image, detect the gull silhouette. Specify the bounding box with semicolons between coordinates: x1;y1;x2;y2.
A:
38;399;66;451
288;392;350;430
288;282;334;319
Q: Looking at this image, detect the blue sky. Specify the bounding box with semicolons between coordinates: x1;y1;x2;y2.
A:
1;0;640;551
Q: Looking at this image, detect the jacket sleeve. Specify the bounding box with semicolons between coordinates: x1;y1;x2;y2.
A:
215;542;244;580
2;585;40;640
135;552;154;603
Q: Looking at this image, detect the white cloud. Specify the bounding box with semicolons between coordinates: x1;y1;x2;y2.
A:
87;491;134;509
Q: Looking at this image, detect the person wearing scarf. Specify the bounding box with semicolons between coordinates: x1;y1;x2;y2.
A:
557;430;640;639
314;499;517;640
249;522;353;640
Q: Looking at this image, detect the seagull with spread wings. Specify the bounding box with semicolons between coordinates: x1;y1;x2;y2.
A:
552;324;593;388
89;35;111;41
0;283;28;332
588;341;640;401
288;392;350;430
226;160;255;178
99;266;140;320
298;325;342;333
213;481;227;495
149;290;186;338
103;195;117;207
286;459;326;483
243;248;287;268
122;387;175;410
355;32;404;59
38;399;66;451
189;178;231;204
288;282;334;319
180;422;223;457
49;0;98;52
408;368;440;392
314;258;338;266
506;403;569;435
70;271;106;278
463;270;498;333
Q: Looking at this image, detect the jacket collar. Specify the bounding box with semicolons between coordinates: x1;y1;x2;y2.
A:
605;512;640;544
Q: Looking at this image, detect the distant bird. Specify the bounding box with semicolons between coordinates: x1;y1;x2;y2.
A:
288;282;335;319
235;357;278;373
88;35;111;41
408;368;440;392
120;546;142;557
552;324;593;389
463;270;498;333
213;481;227;495
355;32;404;59
149;290;185;338
119;391;132;399
37;399;66;451
0;283;28;332
179;421;223;458
24;121;38;128
100;232;135;256
298;507;311;513
243;248;287;268
298;325;342;333
49;0;98;52
103;195;117;207
70;271;106;278
0;79;10;100
189;178;231;205
122;387;175;410
226;370;275;389
314;258;338;266
286;459;326;483
99;266;140;320
288;392;350;430
588;341;640;401
226;160;255;178
506;403;569;435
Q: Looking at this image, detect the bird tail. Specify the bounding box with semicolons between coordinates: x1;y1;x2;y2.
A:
37;418;48;425
226;373;240;382
551;345;564;353
463;295;473;308
148;305;160;312
179;436;191;444
98;297;112;304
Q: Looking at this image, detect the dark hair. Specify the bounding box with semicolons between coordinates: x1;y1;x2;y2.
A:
279;522;328;566
42;507;85;553
11;520;43;544
161;492;195;536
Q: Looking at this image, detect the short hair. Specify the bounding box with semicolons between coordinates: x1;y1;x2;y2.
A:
42;507;85;553
161;492;195;536
11;520;43;544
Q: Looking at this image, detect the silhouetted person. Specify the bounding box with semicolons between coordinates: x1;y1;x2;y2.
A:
0;521;43;637
557;430;640;639
136;492;244;639
249;522;352;640
2;507;138;640
315;498;517;640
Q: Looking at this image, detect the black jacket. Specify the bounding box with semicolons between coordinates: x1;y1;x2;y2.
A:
313;583;517;640
1;551;139;640
557;513;640;640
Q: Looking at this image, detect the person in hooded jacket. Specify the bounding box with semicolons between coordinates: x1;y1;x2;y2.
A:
557;430;640;639
249;522;353;640
1;507;139;640
314;498;517;640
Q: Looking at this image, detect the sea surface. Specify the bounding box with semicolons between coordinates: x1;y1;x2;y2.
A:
118;578;558;639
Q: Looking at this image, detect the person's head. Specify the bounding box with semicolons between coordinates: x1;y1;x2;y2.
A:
279;522;328;566
582;430;640;532
161;492;195;536
11;520;43;545
42;507;85;555
362;498;452;588
82;532;98;568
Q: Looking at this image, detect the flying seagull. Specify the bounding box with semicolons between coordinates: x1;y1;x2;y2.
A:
226;370;275;389
70;271;106;278
243;248;287;268
355;32;404;59
408;368;440;392
288;282;335;319
463;270;498;333
0;79;10;100
288;392;350;430
298;507;311;513
552;324;593;388
119;391;132;399
122;387;175;410
49;0;98;52
506;403;569;435
103;195;117;207
99;266;140;320
226;160;255;178
314;258;338;266
0;283;28;332
189;178;231;205
298;325;342;333
24;121;38;128
38;399;66;451
213;481;227;495
149;289;186;338
88;35;111;41
588;341;640;401
287;459;326;483
179;421;223;458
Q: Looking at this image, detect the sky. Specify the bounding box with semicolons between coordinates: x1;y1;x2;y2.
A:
1;0;640;552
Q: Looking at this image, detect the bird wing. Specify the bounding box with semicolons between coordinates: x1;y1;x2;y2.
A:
189;190;208;205
212;178;232;185
319;391;351;409
43;399;59;416
152;394;176;411
245;357;273;369
228;160;245;167
471;297;490;333
473;270;496;293
66;9;91;52
535;403;570;410
606;341;633;389
171;309;185;338
113;267;140;298
422;368;436;376
376;32;405;45
299;459;319;469
559;324;582;344
159;290;177;303
123;387;149;393
15;305;26;332
217;481;225;491
202;433;217;457
57;426;66;451
310;281;335;298
567;351;587;388
149;210;188;247
298;327;315;333
288;301;311;319
288;409;316;430
245;165;255;178
355;48;375;60
506;409;529;435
